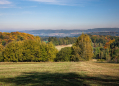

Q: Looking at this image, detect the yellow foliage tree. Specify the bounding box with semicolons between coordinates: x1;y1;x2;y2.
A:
72;33;93;61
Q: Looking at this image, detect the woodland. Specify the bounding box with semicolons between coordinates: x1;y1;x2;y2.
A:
0;31;119;63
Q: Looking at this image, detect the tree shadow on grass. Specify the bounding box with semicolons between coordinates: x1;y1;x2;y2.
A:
0;72;119;86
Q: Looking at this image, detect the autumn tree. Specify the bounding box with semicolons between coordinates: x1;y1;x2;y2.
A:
104;39;115;61
2;39;58;62
0;31;37;46
71;33;93;61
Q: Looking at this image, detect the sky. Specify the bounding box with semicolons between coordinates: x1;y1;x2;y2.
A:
0;0;119;31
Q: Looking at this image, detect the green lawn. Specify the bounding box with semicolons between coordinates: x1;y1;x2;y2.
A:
0;61;119;86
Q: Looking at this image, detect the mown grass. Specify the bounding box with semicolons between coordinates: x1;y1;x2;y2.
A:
0;61;119;86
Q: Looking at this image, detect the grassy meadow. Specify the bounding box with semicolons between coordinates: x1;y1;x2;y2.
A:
0;61;119;86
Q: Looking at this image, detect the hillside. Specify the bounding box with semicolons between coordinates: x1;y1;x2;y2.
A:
0;32;38;46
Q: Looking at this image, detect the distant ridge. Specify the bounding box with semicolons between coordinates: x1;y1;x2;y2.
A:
21;28;119;37
74;32;119;37
85;28;119;32
89;32;119;35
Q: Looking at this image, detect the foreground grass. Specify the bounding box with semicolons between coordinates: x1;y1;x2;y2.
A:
0;61;119;86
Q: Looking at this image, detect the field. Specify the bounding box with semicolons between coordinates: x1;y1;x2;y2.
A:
55;44;72;51
0;61;119;86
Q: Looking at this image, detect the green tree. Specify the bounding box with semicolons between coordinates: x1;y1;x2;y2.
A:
55;47;72;62
2;39;57;62
112;47;119;63
0;52;3;62
46;42;58;62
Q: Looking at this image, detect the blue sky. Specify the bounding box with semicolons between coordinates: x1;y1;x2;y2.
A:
0;0;119;30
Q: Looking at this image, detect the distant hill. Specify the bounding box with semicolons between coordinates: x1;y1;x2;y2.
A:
85;28;119;32
22;29;83;37
88;32;119;36
22;28;119;37
74;32;119;37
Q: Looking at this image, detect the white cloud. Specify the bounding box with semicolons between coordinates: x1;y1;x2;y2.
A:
0;0;11;4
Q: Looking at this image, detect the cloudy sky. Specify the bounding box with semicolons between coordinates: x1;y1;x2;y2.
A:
0;0;119;30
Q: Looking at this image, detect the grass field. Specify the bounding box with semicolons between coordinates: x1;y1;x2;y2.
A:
0;61;119;86
55;44;72;51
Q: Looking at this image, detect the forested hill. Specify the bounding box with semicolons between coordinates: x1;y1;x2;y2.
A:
22;28;119;37
0;32;39;46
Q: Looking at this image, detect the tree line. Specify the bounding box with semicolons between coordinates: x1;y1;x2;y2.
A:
55;34;93;61
90;35;119;62
48;37;77;45
0;36;58;62
54;34;119;63
0;32;93;62
0;31;119;63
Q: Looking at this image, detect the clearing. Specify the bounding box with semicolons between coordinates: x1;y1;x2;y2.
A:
55;44;72;51
0;61;119;86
